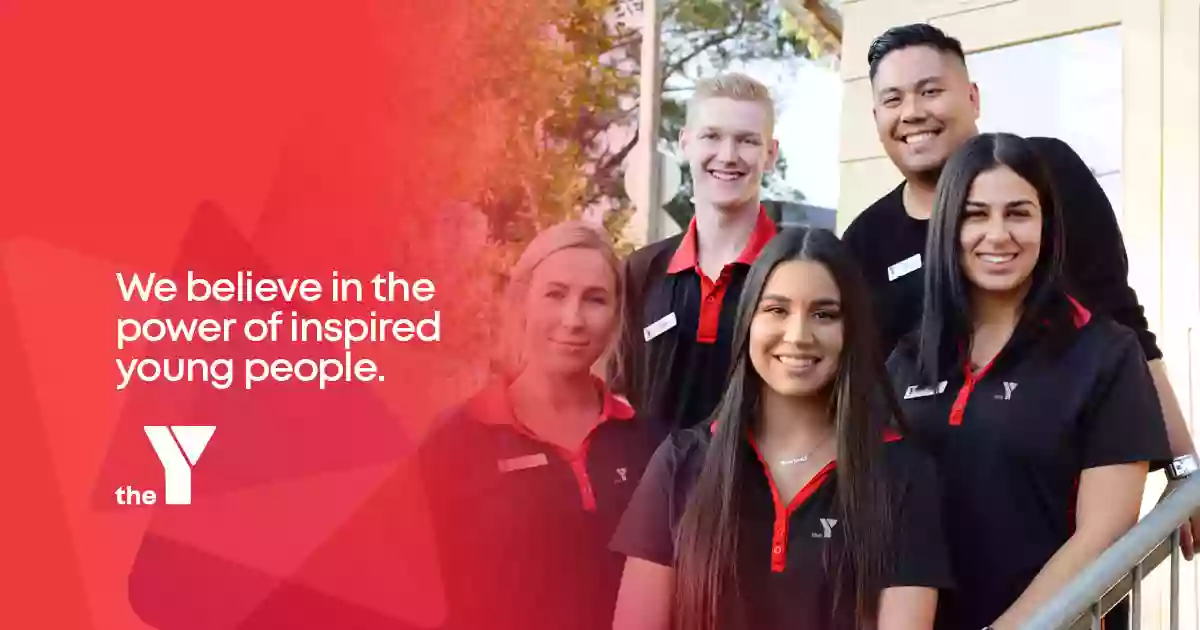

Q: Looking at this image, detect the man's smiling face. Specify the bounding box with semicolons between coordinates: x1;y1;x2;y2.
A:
681;96;778;212
872;45;980;181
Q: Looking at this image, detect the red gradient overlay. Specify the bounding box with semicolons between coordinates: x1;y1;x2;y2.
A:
0;0;588;628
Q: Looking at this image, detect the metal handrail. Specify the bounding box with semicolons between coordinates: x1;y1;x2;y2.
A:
1059;535;1173;630
1024;473;1200;629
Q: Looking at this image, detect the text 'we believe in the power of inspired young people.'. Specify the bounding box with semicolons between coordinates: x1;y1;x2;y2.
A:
114;271;441;391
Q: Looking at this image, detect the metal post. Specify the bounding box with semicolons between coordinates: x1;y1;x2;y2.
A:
638;0;663;244
1132;563;1142;630
1171;529;1180;630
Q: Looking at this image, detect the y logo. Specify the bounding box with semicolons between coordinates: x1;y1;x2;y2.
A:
616;467;628;483
996;381;1019;401
814;518;838;539
144;426;216;505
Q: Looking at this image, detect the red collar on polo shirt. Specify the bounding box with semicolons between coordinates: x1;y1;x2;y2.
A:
707;418;903;571
1066;295;1092;328
464;376;635;512
948;295;1092;426
665;206;777;344
667;204;777;274
467;376;636;431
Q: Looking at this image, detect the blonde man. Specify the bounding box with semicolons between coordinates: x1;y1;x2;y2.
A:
616;72;781;440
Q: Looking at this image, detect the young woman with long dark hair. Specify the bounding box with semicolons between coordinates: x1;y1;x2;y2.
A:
886;133;1173;629
610;227;953;630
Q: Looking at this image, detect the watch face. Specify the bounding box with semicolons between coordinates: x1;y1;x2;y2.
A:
1170;455;1199;479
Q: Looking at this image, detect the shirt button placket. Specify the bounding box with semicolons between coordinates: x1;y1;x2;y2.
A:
771;519;787;571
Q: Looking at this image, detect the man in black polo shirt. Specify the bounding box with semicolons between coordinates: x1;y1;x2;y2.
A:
842;23;1199;564
617;72;779;440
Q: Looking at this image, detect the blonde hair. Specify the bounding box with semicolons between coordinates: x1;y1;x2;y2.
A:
498;220;625;380
687;72;777;130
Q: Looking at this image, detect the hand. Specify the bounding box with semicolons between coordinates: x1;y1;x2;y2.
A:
1160;480;1197;561
1181;517;1196;561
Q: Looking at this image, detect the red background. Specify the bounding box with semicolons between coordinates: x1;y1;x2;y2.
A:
0;0;547;626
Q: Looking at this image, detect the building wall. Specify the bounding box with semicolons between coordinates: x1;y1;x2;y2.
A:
837;0;1200;625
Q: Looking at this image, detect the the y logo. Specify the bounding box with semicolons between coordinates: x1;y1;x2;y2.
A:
996;381;1019;401
814;518;839;539
144;426;216;504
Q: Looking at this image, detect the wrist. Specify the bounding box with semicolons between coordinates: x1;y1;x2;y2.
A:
1166;454;1199;481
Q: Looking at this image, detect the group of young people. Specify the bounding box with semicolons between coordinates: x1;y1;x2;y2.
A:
419;23;1199;630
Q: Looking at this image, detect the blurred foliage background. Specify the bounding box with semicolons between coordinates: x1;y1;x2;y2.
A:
451;0;842;302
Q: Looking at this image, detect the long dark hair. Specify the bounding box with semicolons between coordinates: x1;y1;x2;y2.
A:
672;227;903;630
917;132;1069;383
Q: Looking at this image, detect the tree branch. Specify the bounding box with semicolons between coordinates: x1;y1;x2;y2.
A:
602;130;640;171
662;11;748;78
609;30;642;52
593;6;753;187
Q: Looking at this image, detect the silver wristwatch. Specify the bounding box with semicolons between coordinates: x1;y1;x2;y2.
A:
1167;454;1199;481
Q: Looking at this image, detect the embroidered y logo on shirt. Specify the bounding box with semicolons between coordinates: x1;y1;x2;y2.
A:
995;381;1018;401
813;518;839;539
615;467;628;483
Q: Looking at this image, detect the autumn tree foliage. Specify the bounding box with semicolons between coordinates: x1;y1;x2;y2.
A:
456;0;839;264
411;0;838;377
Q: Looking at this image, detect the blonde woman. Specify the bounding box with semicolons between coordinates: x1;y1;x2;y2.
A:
419;221;657;630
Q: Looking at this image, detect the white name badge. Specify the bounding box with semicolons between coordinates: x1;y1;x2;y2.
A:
903;381;948;399
887;253;922;282
498;453;549;473
644;312;677;342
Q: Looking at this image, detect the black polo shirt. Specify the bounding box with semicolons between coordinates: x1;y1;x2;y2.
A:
610;425;954;630
886;301;1172;630
842;136;1161;362
418;378;658;630
615;207;778;440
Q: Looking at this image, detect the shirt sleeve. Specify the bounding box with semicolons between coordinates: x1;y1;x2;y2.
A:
612;244;667;414
843;211;902;354
1036;137;1162;360
610;433;685;567
609;253;641;400
840;219;869;290
1080;327;1173;469
887;443;955;590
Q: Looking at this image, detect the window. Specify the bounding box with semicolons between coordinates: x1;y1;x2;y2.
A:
967;26;1123;220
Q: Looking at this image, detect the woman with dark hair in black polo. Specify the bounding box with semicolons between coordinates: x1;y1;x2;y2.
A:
610;227;953;630
887;133;1173;630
